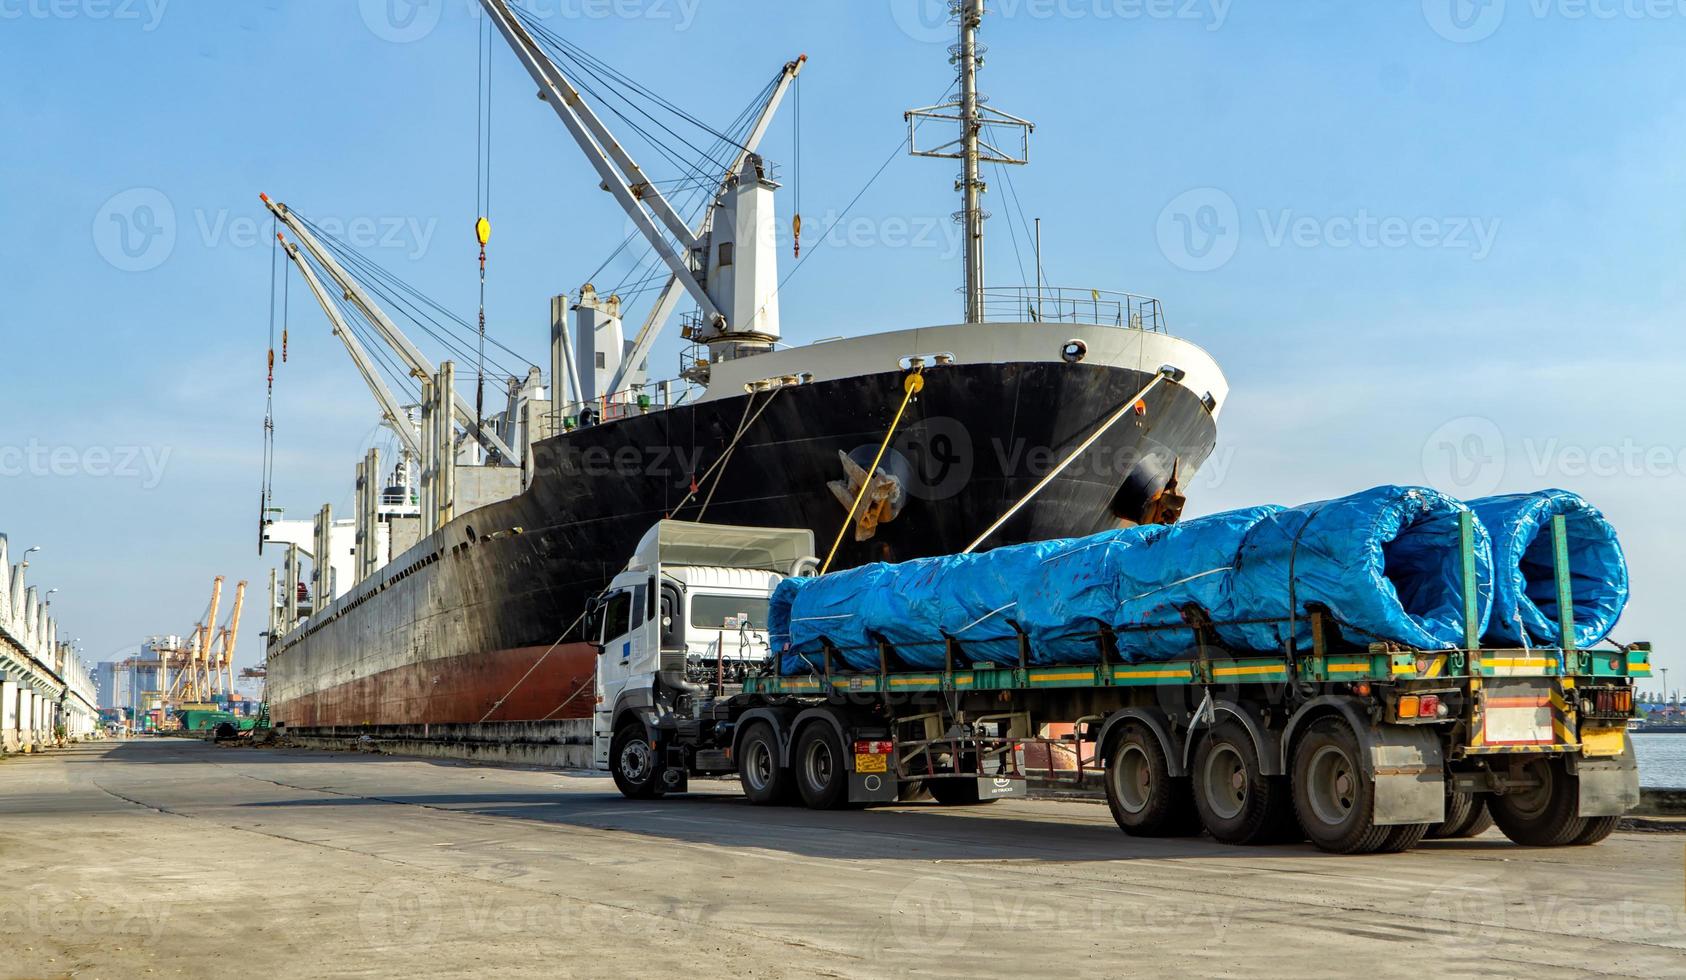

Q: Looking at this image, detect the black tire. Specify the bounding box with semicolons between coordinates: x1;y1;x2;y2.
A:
1375;822;1431;854
1570;814;1621;846
1427;791;1479;839
1192;721;1294;846
1291;718;1391;854
1460;801;1496;838
1104;723;1200;837
610;722;667;800
794;723;850;810
737;722;796;806
1490;759;1587;847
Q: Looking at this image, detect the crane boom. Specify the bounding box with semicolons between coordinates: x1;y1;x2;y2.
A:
278;234;425;460
262;195;518;462
477;0;727;331
604;55;806;400
223;581;246;697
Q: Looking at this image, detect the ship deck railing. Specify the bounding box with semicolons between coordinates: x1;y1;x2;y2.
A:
978;286;1167;331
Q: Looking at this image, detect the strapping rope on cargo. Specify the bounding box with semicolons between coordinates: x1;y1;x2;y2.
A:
962;366;1180;555
821;369;924;574
477;609;587;724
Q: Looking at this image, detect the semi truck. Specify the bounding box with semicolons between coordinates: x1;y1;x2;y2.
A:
589;520;1646;854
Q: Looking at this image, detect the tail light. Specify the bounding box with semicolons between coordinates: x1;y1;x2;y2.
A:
853;739;894;755
1398;695;1421;719
1584;687;1634;717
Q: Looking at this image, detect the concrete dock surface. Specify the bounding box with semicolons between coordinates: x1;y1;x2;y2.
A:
2;739;1682;979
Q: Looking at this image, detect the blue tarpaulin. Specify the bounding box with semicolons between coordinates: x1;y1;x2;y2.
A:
1467;490;1627;648
772;486;1557;676
1219;486;1493;653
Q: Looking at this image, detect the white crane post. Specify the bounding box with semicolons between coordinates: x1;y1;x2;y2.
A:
437;362;457;527
605;55;807;398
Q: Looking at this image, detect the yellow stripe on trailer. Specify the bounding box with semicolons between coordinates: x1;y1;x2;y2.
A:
1212;664;1286;678
1027;671;1095;684
1113;667;1193;680
1326;662;1371;674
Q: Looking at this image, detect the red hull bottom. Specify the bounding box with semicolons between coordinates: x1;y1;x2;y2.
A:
272;643;599;728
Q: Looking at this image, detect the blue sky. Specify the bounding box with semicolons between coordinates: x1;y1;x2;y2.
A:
0;1;1681;691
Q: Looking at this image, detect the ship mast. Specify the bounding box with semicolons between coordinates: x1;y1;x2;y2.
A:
907;1;1033;324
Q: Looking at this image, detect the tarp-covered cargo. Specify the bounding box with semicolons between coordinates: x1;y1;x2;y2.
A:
1220;486;1493;652
1467;490;1627;648
774;486;1518;676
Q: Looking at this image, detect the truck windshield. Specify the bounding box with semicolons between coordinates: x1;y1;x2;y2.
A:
689;595;771;631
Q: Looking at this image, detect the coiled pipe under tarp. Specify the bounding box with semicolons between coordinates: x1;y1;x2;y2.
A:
1218;485;1494;653
773;508;1284;673
1467;490;1628;649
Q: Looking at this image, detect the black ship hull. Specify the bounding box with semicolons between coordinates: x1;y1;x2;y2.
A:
268;359;1219;727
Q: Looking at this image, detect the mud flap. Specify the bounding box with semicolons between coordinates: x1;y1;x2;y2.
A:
977;776;1027;801
1568;736;1640;818
1368;725;1446;827
849;772;899;804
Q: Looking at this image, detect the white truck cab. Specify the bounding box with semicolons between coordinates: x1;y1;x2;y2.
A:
588;521;817;789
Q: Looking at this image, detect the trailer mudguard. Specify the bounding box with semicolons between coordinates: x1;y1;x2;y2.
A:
1093;707;1186;778
1567;736;1641;817
1283;697;1445;826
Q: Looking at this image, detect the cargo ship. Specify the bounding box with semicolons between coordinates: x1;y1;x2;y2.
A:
261;0;1228;734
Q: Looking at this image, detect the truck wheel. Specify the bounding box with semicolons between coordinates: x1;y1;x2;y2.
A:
737;722;796;806
1570;815;1621;845
1490;759;1586;847
1192;721;1294;846
1375;822;1431;854
611;722;667;800
1105;724;1199;837
794;723;850;810
1428;792;1493;839
1291;718;1391;854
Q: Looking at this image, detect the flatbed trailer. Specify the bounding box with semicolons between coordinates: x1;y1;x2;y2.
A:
595;519;1647;854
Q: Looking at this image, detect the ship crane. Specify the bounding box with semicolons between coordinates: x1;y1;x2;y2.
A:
261;194;518;464
274;232;425;461
606;55;806;401
479;0;794;374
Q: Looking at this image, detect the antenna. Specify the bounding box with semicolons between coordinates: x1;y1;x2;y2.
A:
905;0;1033;325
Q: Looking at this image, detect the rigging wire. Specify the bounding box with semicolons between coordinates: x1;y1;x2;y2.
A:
475;12;494;454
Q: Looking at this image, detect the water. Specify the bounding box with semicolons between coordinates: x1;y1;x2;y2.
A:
1633;733;1686;788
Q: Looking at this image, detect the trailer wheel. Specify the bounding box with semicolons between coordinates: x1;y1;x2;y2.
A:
1291;718;1391;854
610;722;667;800
1570;815;1620;846
1105;724;1199;837
1192;721;1295;846
737;722;796;806
1490;759;1586;847
1428;791;1493;839
794;723;850;810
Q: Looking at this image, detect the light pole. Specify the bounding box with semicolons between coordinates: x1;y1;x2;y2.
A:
1662;667;1671;709
21;545;40;569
